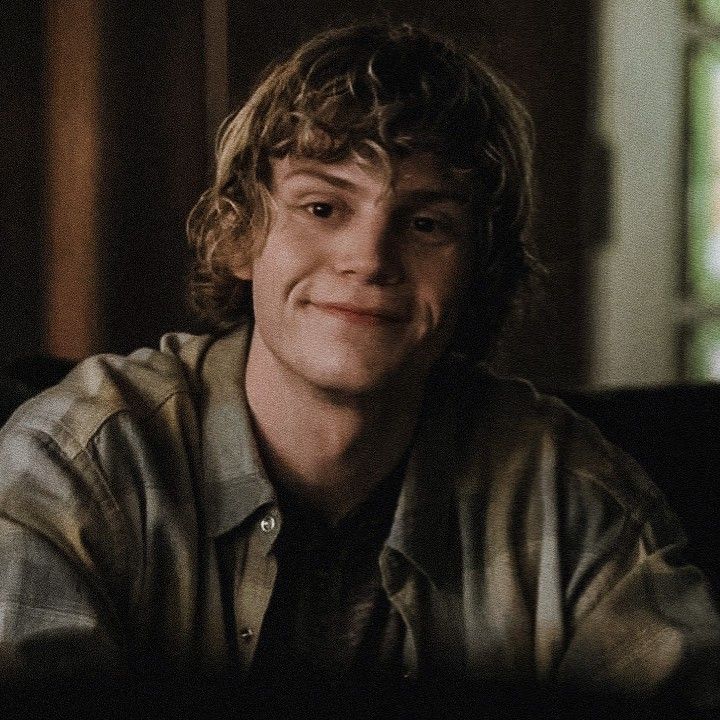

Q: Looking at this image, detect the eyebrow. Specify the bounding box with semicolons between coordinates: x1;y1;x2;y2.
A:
404;189;471;206
282;169;358;191
282;169;470;205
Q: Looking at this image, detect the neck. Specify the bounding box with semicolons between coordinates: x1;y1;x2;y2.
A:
244;340;427;523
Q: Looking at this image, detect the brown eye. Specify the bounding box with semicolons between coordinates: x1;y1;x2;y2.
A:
412;216;437;232
308;203;333;218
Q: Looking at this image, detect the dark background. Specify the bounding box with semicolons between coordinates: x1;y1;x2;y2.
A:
1;1;597;389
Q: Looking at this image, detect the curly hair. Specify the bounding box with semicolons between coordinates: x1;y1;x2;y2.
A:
187;21;536;362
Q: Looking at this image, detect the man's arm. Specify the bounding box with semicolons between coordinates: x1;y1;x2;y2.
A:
0;418;134;714
556;479;720;716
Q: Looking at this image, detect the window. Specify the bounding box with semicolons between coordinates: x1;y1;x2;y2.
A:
685;1;720;379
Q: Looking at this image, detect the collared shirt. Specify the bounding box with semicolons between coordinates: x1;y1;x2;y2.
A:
0;325;718;715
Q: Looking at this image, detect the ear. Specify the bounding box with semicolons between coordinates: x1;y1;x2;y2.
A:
230;253;253;281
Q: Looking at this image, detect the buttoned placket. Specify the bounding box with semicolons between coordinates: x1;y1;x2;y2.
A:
232;504;282;671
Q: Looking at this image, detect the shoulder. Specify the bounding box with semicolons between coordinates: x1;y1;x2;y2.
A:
1;331;216;455
420;361;692;610
0;331;220;534
0;331;223;584
429;359;665;525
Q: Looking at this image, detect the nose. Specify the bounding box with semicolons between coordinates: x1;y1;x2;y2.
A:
331;210;404;286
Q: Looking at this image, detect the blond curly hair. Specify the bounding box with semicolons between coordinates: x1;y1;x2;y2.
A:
187;21;535;361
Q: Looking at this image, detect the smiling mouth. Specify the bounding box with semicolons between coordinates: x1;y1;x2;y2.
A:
311;302;406;325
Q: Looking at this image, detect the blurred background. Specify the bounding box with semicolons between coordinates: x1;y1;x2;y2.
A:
3;0;720;392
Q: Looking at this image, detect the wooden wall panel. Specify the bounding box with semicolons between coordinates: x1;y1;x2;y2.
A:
0;4;47;361
4;1;208;361
46;0;100;359
97;1;208;354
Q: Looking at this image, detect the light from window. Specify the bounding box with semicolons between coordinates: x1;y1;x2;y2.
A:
687;319;720;380
688;45;720;303
685;15;720;379
695;0;720;25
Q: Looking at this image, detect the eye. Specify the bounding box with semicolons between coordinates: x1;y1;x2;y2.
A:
412;216;437;233
307;202;334;218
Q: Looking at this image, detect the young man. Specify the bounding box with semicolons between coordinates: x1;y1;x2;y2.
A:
0;21;718;719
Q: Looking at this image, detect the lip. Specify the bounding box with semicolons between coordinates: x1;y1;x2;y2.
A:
311;302;407;325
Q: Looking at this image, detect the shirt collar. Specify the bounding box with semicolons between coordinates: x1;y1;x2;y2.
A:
196;323;463;589
198;324;276;537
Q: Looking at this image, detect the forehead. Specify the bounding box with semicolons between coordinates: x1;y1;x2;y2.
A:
269;152;471;201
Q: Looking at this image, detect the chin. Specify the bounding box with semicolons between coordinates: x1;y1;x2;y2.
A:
304;365;395;396
295;350;409;396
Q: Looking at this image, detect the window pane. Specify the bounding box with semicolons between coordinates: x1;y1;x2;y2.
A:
688;43;720;302
686;319;720;380
694;0;720;24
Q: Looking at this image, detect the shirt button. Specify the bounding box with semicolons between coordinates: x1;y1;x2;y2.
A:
240;627;254;641
260;514;277;533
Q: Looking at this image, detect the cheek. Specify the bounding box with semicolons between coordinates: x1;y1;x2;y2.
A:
250;225;321;309
414;256;467;322
261;222;320;274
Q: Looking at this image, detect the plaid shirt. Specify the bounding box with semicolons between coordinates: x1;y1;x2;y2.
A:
0;325;718;714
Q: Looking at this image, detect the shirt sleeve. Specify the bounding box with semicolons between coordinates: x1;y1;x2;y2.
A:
0;419;134;711
556;473;720;716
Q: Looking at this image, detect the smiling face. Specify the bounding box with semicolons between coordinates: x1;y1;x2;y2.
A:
237;151;475;396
